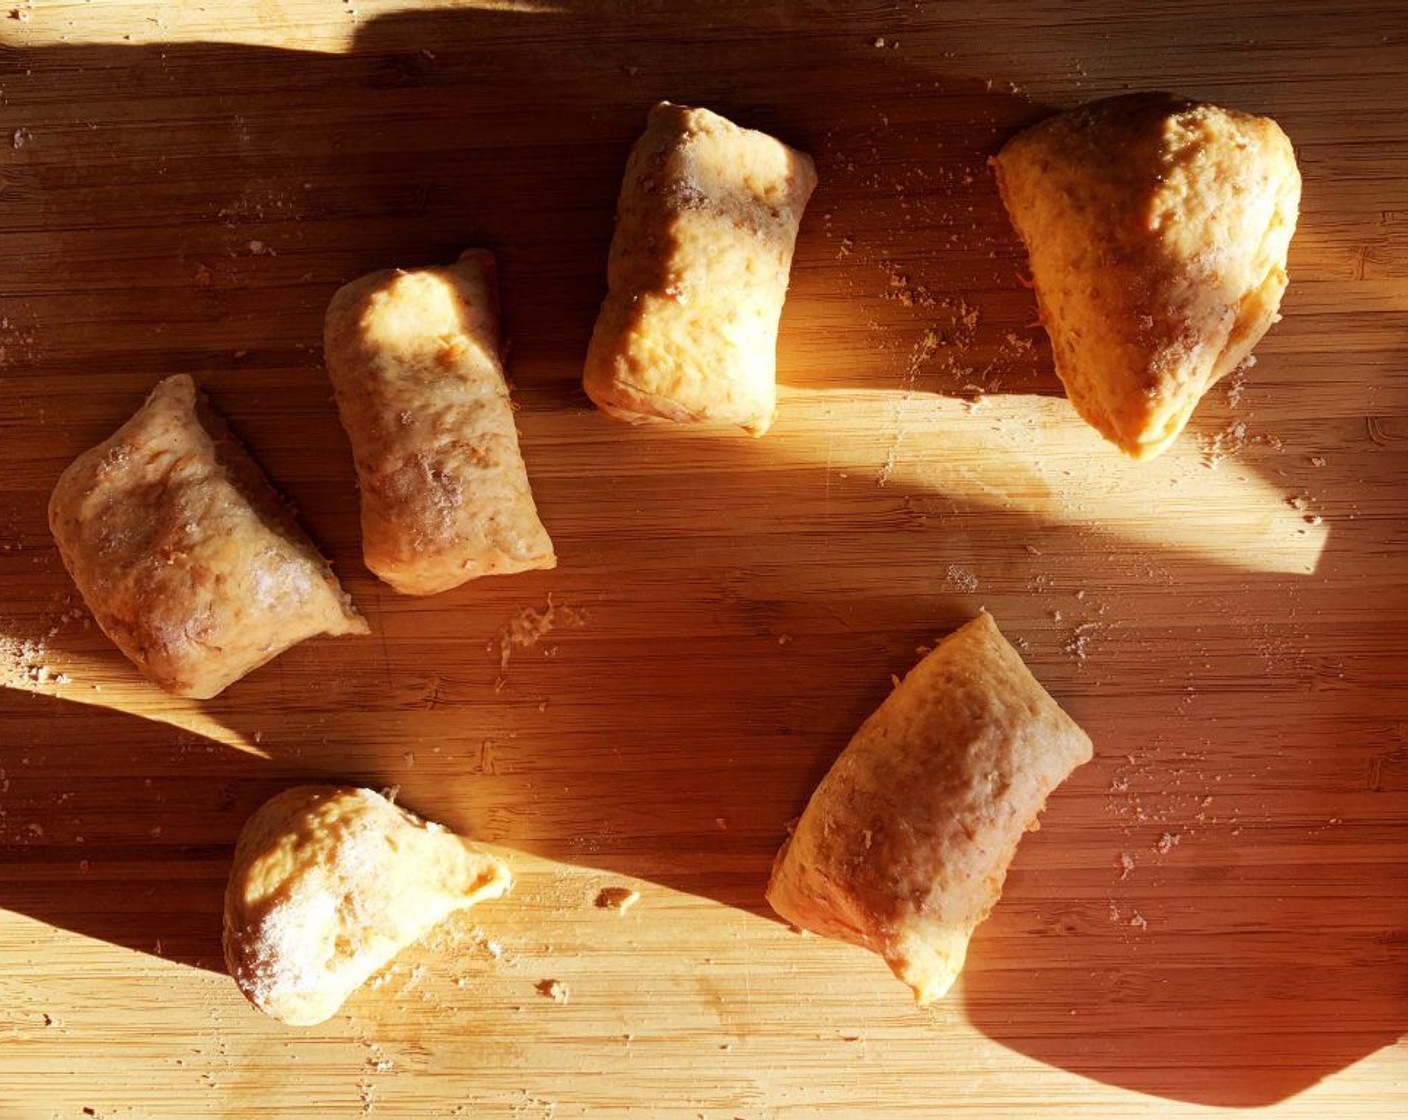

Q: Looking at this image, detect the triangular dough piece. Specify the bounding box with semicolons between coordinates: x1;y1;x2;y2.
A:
766;613;1092;1003
224;787;511;1026
993;92;1300;459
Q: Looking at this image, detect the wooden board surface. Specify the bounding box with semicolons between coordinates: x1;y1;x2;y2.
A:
2;1;1407;1116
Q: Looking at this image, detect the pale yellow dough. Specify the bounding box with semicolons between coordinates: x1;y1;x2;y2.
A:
324;250;556;596
766;613;1093;1003
223;786;511;1026
583;101;817;435
993;92;1301;459
48;374;367;700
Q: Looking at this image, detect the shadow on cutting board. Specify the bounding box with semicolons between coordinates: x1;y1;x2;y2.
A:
0;686;329;972
2;1;1407;1110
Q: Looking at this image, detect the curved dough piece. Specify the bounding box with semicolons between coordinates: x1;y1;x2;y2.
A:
993;92;1301;459
48;374;367;699
223;786;511;1026
324;250;556;596
583;101;817;436
766;613;1092;1003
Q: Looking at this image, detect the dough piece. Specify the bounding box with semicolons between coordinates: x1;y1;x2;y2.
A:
224;786;511;1026
324;250;556;596
583;101;817;436
993;92;1301;459
48;375;367;700
766;613;1093;1003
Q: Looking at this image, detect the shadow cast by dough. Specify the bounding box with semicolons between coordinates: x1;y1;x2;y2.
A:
0;687;325;972
957;469;1408;1105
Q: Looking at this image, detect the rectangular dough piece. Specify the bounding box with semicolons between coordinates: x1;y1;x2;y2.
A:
48;374;368;700
324;250;556;596
766;612;1093;1003
583;101;817;436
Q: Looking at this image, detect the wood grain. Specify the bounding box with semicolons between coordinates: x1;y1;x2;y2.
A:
2;1;1407;1117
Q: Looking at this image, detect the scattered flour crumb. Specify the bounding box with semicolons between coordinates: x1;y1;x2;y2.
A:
363;1040;394;1074
535;979;569;1003
882;262;935;309
1224;369;1247;408
593;887;641;915
1063;622;1099;660
0;606;84;689
902;328;940;385
876;445;898;487
1200;421;1249;468
465;926;507;963
497;594;587;677
945;564;978;593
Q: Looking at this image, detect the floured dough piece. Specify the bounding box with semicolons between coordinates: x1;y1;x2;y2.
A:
48;375;367;699
325;250;556;596
993;92;1301;459
224;786;511;1026
583;101;817;436
766;613;1092;1003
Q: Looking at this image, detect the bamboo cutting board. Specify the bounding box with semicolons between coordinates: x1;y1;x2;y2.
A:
2;1;1407;1117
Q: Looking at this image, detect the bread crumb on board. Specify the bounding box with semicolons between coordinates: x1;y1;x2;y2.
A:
593;887;641;915
0;605;86;689
496;594;587;679
362;1039;394;1074
945;564;979;593
1058;620;1101;663
535;978;569;1003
